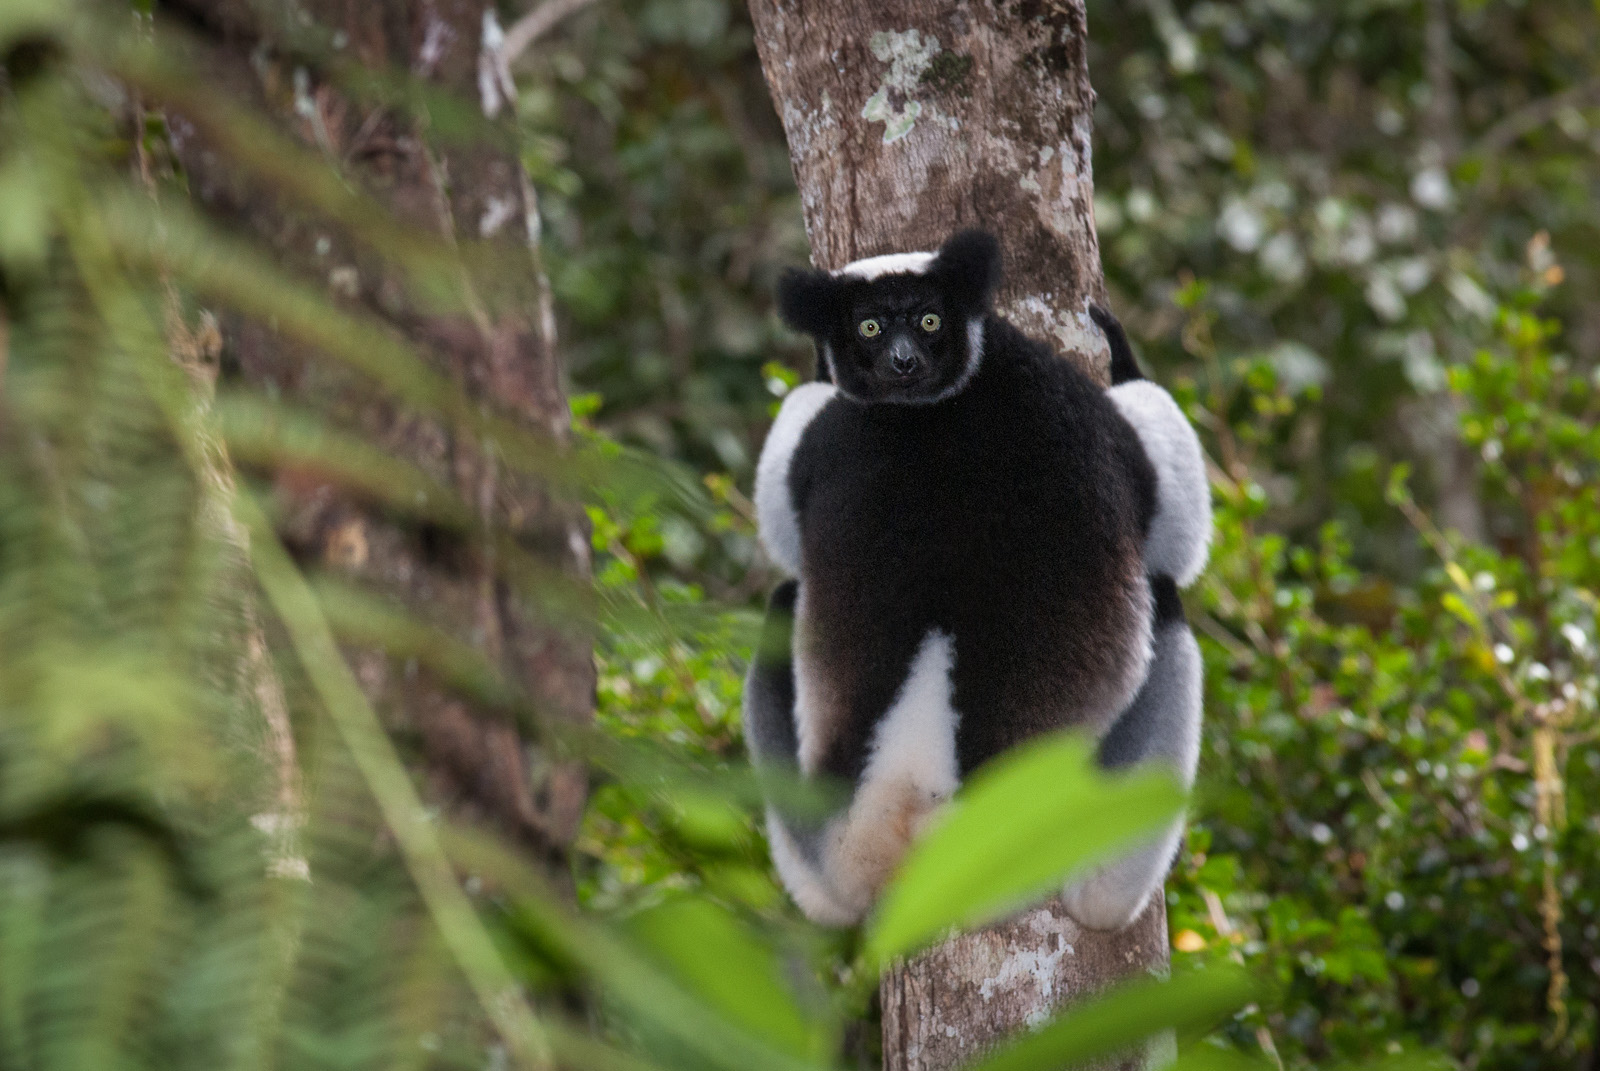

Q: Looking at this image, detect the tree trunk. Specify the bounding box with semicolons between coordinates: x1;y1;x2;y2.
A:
164;0;593;875
744;1;1169;1066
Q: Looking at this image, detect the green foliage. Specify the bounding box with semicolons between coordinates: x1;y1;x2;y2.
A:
5;0;1599;1069
0;2;1252;1070
1158;286;1598;1067
567;2;1600;1069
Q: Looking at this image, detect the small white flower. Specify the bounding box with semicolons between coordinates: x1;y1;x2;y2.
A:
1219;199;1265;252
1377;204;1418;243
1561;623;1589;653
1366;275;1406;322
1126;188;1158;222
1411;166;1454;210
1260;233;1307;283
1394;257;1432;294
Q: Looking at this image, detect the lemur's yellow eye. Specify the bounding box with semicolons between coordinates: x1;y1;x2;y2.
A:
921;313;942;333
858;319;881;338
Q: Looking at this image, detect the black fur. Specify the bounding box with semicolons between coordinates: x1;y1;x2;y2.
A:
783;308;1158;781
928;230;1001;310
776;268;840;340
1150;574;1185;627
1090;304;1144;386
744;579;799;768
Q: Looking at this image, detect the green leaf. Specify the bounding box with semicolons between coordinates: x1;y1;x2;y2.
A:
867;734;1185;961
0;158;50;269
970;965;1255;1071
627;897;819;1059
0;0;61;48
1165;1050;1278;1071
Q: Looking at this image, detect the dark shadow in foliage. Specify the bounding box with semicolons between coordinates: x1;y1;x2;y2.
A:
0;791;210;901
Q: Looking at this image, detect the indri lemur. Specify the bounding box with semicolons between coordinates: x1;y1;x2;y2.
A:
743;231;1210;930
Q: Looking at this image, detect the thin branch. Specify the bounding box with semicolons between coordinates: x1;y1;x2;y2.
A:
501;0;602;70
243;490;557;1071
1473;77;1600;157
1422;0;1459;160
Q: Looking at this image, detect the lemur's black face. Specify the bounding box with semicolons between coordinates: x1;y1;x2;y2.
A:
776;230;1001;405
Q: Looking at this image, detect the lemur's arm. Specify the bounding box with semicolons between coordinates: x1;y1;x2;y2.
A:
753;382;836;575
1065;309;1211;932
1092;306;1212;587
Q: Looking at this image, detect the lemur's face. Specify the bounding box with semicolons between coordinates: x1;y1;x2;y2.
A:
834;275;962;403
776;231;1001;405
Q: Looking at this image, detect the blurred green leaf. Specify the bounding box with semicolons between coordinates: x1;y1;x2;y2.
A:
971;965;1254;1071
868;734;1184;961
627;897;819;1059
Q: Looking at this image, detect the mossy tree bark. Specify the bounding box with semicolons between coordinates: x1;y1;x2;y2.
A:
164;0;593;876
744;1;1169;1066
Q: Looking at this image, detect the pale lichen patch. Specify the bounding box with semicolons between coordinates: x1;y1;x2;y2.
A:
861;28;941;143
862;90;921;143
870;28;942;91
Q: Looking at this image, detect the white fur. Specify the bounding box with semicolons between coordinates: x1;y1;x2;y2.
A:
1063;624;1202;931
754;382;836;575
834;250;936;280
780;629;963;924
766;809;857;926
852;631;962;805
1108;381;1212;586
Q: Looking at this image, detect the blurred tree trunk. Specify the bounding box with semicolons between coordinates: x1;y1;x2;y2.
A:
745;1;1168;1067
163;0;593;877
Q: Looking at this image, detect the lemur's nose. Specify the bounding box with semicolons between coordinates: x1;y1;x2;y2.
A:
889;339;921;376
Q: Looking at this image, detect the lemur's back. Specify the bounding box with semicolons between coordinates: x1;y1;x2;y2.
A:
787;318;1157;785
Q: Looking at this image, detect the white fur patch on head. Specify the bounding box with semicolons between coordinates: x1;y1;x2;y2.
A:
754;382;836;575
1108;381;1213;586
833;251;936;280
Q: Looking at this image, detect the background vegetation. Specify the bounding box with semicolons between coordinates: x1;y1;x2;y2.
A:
560;1;1600;1066
0;0;1596;1069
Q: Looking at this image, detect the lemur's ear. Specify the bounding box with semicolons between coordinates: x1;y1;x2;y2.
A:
932;230;1001;312
776;268;842;338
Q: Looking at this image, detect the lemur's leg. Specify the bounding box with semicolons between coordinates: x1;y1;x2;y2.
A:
747;591;962;925
744;580;858;925
809;629;962;922
1063;578;1202;930
752;382;836;576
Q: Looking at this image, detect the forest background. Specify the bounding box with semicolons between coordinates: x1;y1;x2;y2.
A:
569;0;1600;1065
0;0;1597;1069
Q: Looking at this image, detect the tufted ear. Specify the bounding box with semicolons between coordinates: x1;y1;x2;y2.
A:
776;268;844;338
932;230;1001;313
